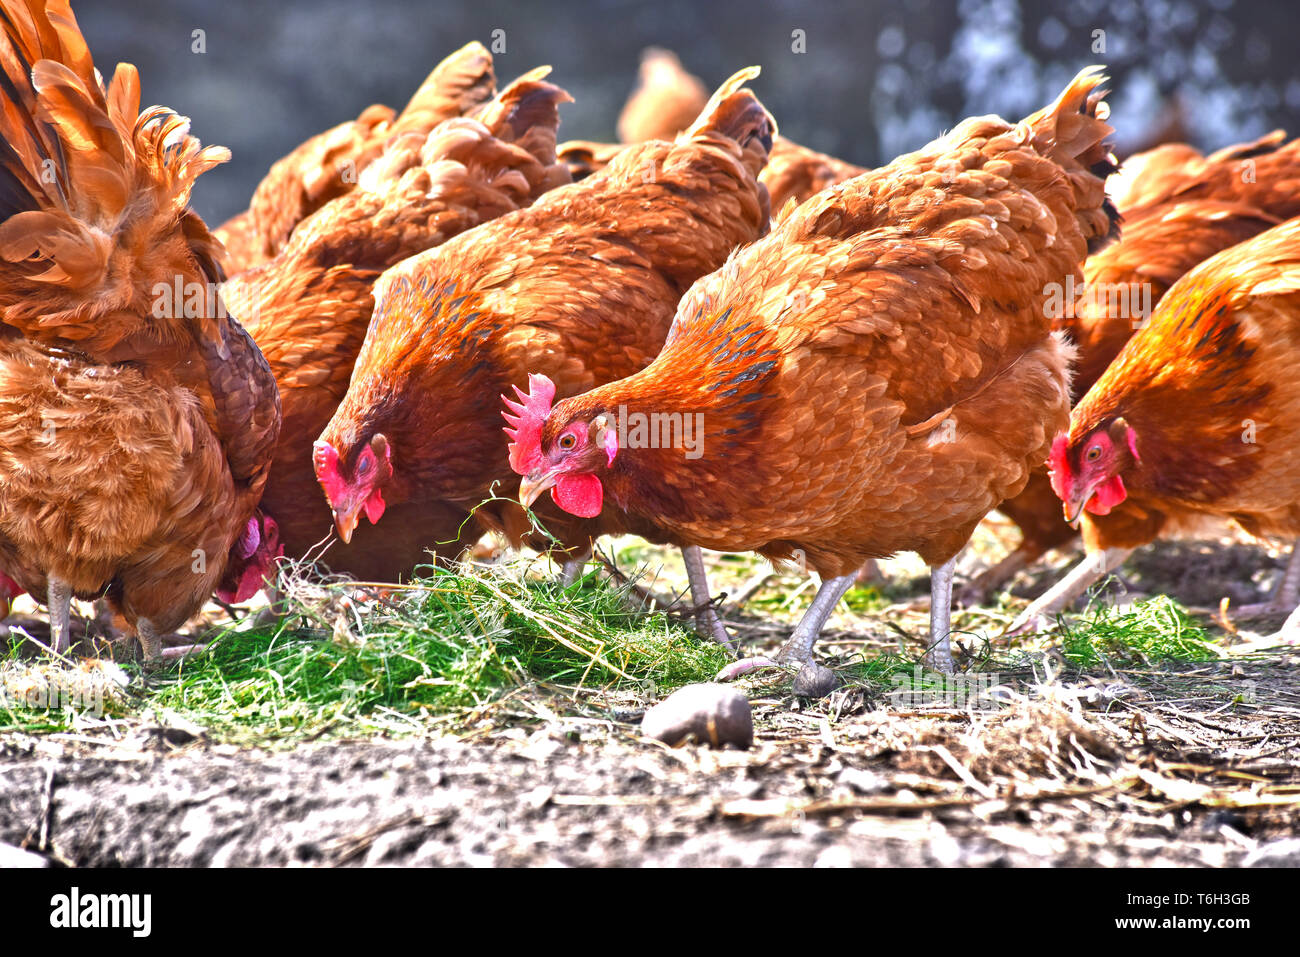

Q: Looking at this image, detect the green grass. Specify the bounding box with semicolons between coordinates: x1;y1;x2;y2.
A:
0;560;730;743
1060;594;1222;667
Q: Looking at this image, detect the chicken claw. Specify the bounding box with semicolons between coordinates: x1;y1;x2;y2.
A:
715;657;784;681
716;573;854;694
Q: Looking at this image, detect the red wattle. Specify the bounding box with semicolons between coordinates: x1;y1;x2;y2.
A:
1047;434;1071;501
552;473;604;517
1086;475;1127;515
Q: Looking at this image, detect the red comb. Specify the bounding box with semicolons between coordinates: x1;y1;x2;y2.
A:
313;440;347;506
502;373;557;474
1047;434;1071;501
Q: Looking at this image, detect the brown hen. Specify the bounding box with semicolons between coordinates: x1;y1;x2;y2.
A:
511;68;1119;679
973;132;1300;605
214;41;496;274
0;0;280;657
316;68;776;643
1034;217;1300;638
219;69;573;591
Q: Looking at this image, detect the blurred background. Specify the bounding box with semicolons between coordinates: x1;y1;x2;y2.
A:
78;0;1299;226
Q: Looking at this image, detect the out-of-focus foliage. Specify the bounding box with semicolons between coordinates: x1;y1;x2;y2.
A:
79;0;1298;225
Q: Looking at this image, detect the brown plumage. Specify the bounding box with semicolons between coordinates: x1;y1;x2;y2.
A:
972;132;1300;602
221;69;572;587
760;136;868;212
617;47;709;143
556;138;626;182
0;0;280;656
513;68;1119;675
214;41;496;274
591;49;865;214
1036;217;1300;635
316;68;775;574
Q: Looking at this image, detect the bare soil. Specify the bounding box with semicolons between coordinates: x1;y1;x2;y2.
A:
3;535;1299;867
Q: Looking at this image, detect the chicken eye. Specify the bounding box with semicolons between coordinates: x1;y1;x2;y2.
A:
558;433;577;451
357;453;372;474
1086;446;1101;462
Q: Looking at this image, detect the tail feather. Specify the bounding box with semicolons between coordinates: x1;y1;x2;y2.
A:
555;138;622;181
1021;65;1120;254
388;40;496;143
0;0;228;351
1205;129;1287;164
681;66;777;181
475;66;572;190
232;41;496;272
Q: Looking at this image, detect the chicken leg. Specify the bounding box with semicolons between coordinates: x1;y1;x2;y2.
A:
137;618;162;662
927;557;957;673
1005;546;1134;636
715;572;853;684
47;577;72;654
559;549;591;587
683;545;735;652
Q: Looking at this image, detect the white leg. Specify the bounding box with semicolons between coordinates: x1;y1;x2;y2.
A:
927;557;956;673
716;572;853;694
1275;602;1300;642
682;545;734;652
137;618;162;662
47;578;72;654
559;554;588;587
776;574;855;665
1006;546;1134;635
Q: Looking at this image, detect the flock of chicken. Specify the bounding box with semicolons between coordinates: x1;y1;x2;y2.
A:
2;1;1299;692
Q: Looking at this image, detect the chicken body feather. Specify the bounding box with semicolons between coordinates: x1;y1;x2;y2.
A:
976;132;1300;603
318;68;777;569
0;0;279;654
517;67;1119;673
214;41;497;273
221;68;572;586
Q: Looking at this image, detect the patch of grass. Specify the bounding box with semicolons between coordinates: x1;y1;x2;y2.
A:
1;560;730;743
1060;594;1223;667
842;584;890;614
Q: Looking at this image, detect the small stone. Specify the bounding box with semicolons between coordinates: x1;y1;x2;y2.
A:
640;683;753;749
792;661;837;698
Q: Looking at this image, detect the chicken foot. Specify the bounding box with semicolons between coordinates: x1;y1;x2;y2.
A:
1004;546;1134;636
132;617;208;662
716;573;853;694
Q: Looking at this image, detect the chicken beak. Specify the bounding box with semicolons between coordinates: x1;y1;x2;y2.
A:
1062;480;1101;528
333;506;361;544
519;472;558;510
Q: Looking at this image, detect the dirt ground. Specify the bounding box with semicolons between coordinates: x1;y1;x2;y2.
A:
3;535;1300;868
3;658;1299;867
